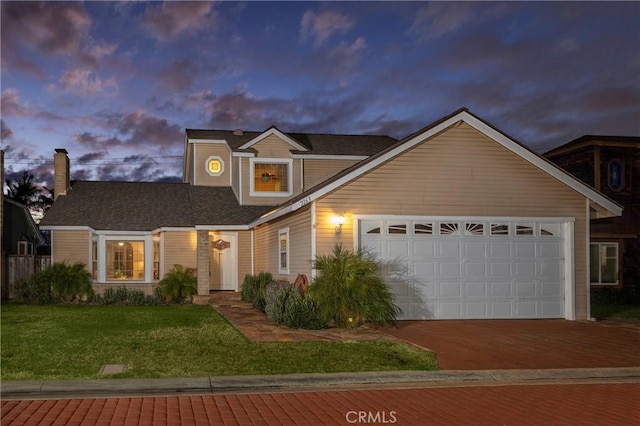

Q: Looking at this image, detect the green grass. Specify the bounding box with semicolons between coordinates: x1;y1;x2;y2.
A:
591;303;640;319
0;305;437;381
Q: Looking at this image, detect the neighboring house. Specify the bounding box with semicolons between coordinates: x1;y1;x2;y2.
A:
2;197;44;256
40;108;622;321
544;136;640;290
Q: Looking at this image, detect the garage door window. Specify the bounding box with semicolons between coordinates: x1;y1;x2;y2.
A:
590;243;618;285
516;224;534;236
440;222;460;236
490;223;510;236
388;224;407;234
464;223;484;236
414;223;434;235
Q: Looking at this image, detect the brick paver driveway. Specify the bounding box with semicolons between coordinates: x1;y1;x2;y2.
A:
384;319;640;370
2;382;638;425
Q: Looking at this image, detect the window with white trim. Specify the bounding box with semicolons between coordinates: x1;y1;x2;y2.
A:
106;241;145;281
92;240;98;280
250;158;292;196
278;228;289;274
590;243;618;285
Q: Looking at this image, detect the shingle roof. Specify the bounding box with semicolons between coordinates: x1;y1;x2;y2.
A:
39;181;273;230
185;128;397;155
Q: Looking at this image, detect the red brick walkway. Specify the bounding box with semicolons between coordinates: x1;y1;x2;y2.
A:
384;320;640;370
2;383;639;425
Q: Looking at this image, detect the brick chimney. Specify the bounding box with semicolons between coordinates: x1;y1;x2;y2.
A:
53;149;70;200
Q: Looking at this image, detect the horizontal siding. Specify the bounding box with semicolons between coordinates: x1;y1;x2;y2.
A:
314;123;589;319
194;143;231;187
162;231;197;277
253;206;312;280
52;230;91;266
237;230;253;285
303;158;360;190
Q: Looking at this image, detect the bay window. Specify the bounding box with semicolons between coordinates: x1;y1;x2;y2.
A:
91;233;159;282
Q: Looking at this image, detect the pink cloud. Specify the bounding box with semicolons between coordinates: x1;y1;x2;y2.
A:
49;69;119;96
141;1;215;40
1;89;31;116
301;10;354;46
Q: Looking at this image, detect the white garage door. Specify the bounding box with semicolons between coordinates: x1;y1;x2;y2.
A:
359;218;566;320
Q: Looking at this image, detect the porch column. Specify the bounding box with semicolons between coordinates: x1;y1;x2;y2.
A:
196;230;210;296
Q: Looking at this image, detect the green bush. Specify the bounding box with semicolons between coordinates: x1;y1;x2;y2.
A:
283;293;326;330
43;262;93;302
158;265;197;303
240;272;273;312
13;278;57;305
90;287;166;305
308;244;400;328
265;282;296;325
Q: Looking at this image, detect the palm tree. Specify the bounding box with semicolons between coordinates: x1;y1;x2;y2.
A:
6;171;40;207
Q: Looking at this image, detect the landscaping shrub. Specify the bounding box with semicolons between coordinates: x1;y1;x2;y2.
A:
283;293;326;330
158;264;197;303
240;272;273;312
46;262;93;302
13;278;57;305
308;244;400;328
90;287;166;305
265;282;296;325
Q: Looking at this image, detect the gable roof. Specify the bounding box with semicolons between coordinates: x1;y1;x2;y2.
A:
253;108;623;226
544;134;640;158
185;128;397;156
39;181;273;231
3;197;44;245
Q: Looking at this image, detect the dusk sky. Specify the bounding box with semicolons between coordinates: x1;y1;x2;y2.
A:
2;1;639;189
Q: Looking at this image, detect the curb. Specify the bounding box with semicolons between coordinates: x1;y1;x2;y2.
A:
2;367;639;399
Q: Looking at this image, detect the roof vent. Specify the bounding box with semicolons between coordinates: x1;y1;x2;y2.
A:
233;129;243;136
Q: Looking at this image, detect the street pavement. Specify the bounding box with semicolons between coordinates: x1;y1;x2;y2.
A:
2;369;639;425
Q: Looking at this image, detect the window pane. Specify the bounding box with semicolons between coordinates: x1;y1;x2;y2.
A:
254;163;289;192
490;224;509;236
106;241;145;281
465;223;484;236
600;245;618;284
414;223;433;235
440;222;459;236
516;224;534;236
388;224;407;234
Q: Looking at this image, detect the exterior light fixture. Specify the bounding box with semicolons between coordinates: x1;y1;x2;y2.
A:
331;214;346;234
118;242;124;247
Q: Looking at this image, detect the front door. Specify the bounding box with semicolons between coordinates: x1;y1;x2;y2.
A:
210;233;238;291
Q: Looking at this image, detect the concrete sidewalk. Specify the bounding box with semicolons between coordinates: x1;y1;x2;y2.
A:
3;367;639;400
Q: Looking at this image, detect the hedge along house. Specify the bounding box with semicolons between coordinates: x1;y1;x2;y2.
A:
40;108;621;321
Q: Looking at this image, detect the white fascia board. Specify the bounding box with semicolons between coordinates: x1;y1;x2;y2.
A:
232;152;256;158
352;214;576;223
188;138;229;144
459;111;623;217
39;225;95;232
238;128;308;151
291;154;368;161
151;227;196;233
95;230;151;236
194;224;251;230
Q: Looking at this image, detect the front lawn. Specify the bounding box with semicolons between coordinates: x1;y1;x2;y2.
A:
591;303;640;319
0;305;437;381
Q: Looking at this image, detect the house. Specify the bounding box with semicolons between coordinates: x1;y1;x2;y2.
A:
544;136;640;291
39;108;622;320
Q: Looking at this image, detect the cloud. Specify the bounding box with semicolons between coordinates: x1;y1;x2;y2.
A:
410;2;505;41
157;58;200;91
77;151;108;165
1;89;31;116
1;120;14;140
49;69;119;96
141;1;215;40
301;10;354;46
0;2;113;75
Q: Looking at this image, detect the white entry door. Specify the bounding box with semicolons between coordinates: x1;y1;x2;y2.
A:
210;233;238;291
359;218;567;320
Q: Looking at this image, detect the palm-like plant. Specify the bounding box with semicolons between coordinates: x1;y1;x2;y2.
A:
43;262;93;302
308;244;400;328
159;264;197;303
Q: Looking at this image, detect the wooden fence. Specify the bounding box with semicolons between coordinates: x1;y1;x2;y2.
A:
4;255;51;299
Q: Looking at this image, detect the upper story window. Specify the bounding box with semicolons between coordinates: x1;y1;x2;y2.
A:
250;158;292;197
205;156;224;177
608;159;624;191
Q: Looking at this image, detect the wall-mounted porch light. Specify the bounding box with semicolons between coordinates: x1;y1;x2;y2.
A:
331;214;346;234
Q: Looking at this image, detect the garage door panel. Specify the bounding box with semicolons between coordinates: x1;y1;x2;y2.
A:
465;261;486;277
464;241;486;257
465;281;487;297
439;241;461;257
360;218;565;320
439;281;462;297
515;281;536;297
515;261;536;278
439;262;461;277
490;262;511;278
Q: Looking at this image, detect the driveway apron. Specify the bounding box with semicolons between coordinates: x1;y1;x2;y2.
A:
384;319;640;370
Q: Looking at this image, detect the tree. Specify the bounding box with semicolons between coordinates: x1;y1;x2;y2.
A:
5;171;40;206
